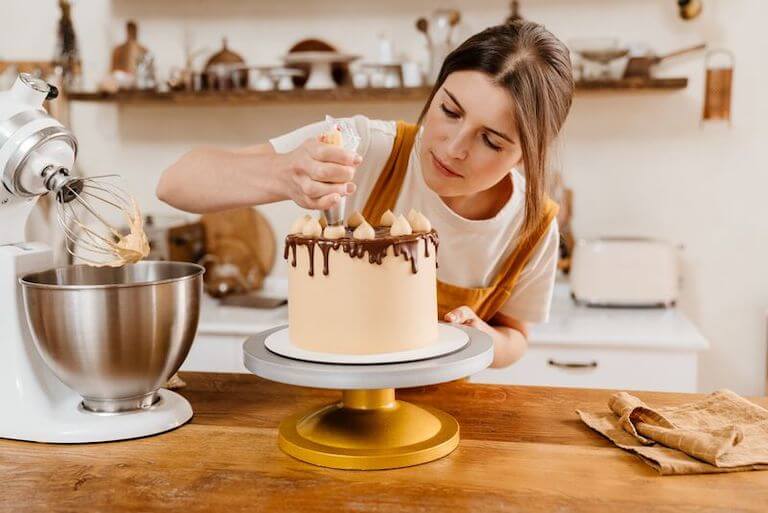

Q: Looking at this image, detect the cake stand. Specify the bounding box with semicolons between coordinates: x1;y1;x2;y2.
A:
283;52;359;89
243;324;493;470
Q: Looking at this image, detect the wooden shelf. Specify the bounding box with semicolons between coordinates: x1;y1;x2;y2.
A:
66;87;435;105
66;78;687;106
575;77;688;90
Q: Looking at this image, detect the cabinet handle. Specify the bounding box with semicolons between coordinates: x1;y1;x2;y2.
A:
547;358;598;369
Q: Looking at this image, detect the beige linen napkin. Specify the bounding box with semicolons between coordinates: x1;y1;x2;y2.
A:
577;389;768;475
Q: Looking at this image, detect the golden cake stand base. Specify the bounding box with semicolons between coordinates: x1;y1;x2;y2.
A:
278;388;459;470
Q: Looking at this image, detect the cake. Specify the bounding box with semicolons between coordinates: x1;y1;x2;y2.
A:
284;209;439;354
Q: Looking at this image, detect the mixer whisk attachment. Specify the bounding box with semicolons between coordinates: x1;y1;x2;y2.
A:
54;174;149;267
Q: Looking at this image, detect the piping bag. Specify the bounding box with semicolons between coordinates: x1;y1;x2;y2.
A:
319;116;361;226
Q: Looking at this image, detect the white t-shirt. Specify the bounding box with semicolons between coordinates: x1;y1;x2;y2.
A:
270;115;559;323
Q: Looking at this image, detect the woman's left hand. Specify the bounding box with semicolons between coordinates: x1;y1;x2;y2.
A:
444;305;529;368
444;305;484;328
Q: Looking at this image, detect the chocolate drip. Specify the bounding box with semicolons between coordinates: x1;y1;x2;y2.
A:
392;238;420;273
319;240;341;275
427;232;439;268
306;240;316;276
284;229;439;277
285;238;298;267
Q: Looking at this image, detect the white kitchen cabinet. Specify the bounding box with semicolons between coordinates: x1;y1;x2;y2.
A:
185;280;709;392
472;283;708;392
471;345;699;392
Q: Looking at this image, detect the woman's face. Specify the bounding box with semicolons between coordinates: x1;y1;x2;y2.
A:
420;71;523;198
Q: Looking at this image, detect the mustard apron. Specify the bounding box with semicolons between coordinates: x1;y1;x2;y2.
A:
362;121;559;322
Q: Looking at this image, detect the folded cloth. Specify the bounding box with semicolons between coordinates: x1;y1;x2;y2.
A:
577;389;768;475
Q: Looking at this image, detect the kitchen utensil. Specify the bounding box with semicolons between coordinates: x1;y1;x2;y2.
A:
401;61;424;88
54;0;82;89
679;0;703;20
244;324;492;470
570;237;680;307
423;9;462;84
702;49;734;123
167;220;206;263
0;73;195;443
55;173;148;266
415;17;431;47
72;212;187;264
505;0;523;23
21;261;203;412
320;116;361;226
287;39;349;88
200;207;276;296
135;51;157;90
203;38;247;90
429;9;458;46
623;43;706;79
248;66;275;91
111;20;147;76
283;51;359;90
269;67;303;91
361;63;402;88
351;66;370;88
571;38;629;80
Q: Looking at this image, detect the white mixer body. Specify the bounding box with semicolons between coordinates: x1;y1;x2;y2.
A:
0;74;76;244
0;74;193;443
0;243;193;442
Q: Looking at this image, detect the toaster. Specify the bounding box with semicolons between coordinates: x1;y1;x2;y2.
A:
569;237;681;307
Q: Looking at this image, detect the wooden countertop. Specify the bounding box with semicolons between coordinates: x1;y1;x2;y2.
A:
3;373;767;512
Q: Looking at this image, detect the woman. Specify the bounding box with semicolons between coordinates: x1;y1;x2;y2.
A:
157;21;574;368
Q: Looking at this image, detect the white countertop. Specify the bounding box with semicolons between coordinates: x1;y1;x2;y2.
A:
531;283;708;350
198;279;708;352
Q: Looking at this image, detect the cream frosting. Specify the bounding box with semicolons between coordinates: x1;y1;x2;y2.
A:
98;198;150;267
409;210;432;233
323;224;346;239
346;211;365;229
390;214;413;236
353;220;376;240
380;209;396;227
301;217;323;237
290;214;312;234
406;208;416;225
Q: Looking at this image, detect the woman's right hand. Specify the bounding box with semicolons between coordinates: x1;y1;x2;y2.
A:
279;137;362;210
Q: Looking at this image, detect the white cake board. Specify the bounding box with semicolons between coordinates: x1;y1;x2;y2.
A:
264;324;468;365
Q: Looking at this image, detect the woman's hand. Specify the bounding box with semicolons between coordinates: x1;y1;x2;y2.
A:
279;138;362;211
444;305;483;327
444;306;529;368
157;138;362;214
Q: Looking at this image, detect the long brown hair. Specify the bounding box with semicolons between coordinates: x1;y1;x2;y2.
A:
418;20;573;235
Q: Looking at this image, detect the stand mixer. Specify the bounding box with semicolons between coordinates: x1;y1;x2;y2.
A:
0;73;200;443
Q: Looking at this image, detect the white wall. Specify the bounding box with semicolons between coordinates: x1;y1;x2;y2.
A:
2;0;767;394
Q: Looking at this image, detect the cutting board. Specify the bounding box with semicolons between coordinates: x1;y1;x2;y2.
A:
200;207;276;295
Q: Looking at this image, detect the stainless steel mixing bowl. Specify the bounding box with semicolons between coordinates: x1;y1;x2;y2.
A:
20;261;204;413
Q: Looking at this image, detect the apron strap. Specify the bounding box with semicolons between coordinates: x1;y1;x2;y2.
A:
358;119;559;323
436;199;559;321
472;199;559;320
361;121;419;223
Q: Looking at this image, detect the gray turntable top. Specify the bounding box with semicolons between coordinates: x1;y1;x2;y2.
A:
243;325;494;390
